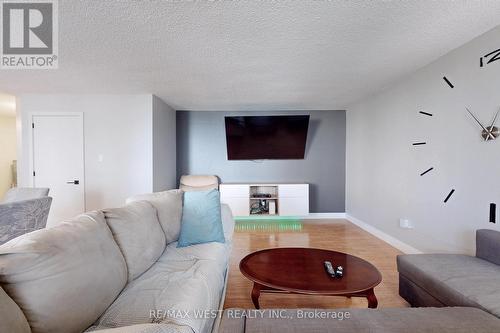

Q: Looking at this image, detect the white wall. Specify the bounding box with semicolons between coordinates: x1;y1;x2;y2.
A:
0;116;17;198
17;95;158;211
346;25;500;254
152;95;177;191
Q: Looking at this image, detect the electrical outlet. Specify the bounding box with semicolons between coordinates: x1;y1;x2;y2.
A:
399;218;414;229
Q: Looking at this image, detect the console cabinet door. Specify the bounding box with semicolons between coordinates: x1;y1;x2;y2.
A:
220;184;250;216
278;184;308;198
220;184;249;198
278;184;309;216
280;197;309;216
221;197;249;216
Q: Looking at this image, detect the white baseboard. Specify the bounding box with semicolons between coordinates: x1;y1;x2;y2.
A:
345;214;422;254
305;212;347;219
235;213;346;220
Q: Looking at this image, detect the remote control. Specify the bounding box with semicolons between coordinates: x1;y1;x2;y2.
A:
324;261;335;277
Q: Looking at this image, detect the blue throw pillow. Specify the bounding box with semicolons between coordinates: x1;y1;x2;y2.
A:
177;189;225;248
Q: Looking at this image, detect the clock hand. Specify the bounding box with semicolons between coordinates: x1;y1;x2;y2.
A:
489;108;500;129
485;108;500;141
466;107;495;140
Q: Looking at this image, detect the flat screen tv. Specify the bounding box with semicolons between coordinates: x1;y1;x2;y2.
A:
225;115;310;160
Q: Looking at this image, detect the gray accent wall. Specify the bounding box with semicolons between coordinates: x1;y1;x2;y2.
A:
177;110;346;213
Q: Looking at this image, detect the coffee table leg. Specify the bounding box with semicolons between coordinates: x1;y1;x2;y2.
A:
366;288;378;308
251;283;261;309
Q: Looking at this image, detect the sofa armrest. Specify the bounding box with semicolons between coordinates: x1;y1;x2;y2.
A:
0;286;31;333
221;203;235;242
476;229;500;265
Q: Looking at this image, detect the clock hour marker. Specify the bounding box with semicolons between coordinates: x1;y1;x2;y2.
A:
419;111;433;117
444;189;455;203
481;48;500;68
420;167;434;176
490;203;496;223
412;142;426;146
443;76;454;88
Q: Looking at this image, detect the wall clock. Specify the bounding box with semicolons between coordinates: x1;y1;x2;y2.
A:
412;47;500;223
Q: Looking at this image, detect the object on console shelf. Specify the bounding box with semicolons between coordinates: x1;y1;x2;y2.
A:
268;201;276;215
250;200;269;215
251;193;272;198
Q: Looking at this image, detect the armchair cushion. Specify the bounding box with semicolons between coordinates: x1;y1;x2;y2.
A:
179;175;218;192
2;187;49;203
0;196;52;245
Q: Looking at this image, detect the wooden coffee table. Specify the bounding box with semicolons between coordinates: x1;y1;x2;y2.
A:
239;247;382;309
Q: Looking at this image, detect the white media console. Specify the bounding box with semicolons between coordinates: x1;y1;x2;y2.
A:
219;183;309;217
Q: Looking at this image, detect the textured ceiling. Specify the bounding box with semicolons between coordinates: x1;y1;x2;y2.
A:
1;1;500;110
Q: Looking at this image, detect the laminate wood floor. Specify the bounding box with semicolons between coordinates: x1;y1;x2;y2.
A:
223;219;409;309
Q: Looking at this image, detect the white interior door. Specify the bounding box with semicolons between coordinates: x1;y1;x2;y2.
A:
32;113;85;226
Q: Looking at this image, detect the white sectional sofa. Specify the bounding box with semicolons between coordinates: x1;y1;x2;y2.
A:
0;190;234;333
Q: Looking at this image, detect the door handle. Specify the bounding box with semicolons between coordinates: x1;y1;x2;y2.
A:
66;180;80;185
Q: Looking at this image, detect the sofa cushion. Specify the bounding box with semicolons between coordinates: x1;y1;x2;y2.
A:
397;254;500;317
177;189;225;248
0;285;31;333
104;201;166;282
476;229;500;266
399;274;446;307
87;323;193;333
126;190;183;244
89;241;229;333
220;307;500;333
0;211;127;333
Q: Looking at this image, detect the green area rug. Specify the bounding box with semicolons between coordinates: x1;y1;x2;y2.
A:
235;217;303;232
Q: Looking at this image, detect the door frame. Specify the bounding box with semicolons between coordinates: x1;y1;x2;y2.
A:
28;112;86;210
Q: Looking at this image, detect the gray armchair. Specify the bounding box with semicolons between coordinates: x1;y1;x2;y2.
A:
2;187;50;203
0;197;52;245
